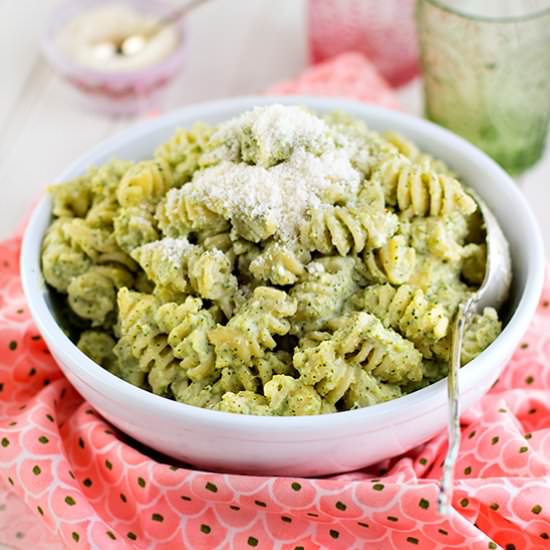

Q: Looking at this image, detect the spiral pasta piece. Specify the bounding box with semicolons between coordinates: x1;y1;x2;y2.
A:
357;284;449;357
293;341;356;405
290;256;357;334
77;330;116;367
335;311;423;384
372;156;476;216
117;288;180;395
41;219;91;292
362;235;416;285
114;204;159;253
209;286;297;368
300;204;398;256
156;187;229;238
63;218;136;270
155;297;217;382
249;242;310;285
117;160;174;208
68;265;134;326
343;369;402;409
131;237;198;296
86;159;133;228
49;177;92;218
154;122;214;183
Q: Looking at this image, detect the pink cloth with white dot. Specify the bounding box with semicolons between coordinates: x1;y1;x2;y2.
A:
1;53;550;549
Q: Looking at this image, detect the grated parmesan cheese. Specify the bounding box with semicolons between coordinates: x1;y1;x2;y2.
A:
177;106;362;243
138;237;196;266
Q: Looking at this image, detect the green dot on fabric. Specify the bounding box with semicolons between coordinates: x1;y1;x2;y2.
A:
460;498;469;507
291;482;301;491
32;466;41;476
152;513;164;522
65;496;76;506
106;460;113;471
1;438;9;448
498;408;507;413
526;376;534;384
490;502;499;511
127;532;137;541
532;504;542;514
419;457;428;465
205;481;217;492
464;466;472;475
247;536;259;547
519;446;529;453
83;478;92;488
137;476;145;487
373;483;384;491
329;530;339;539
281;516;292;523
72;532;80;542
335;501;346;511
406;537;419;545
419;498;429;509
8;341;17;351
491;436;500;445
46;414;54;422
525;433;533;439
200;524;211;534
488;543;497;549
106;531;116;540
38;436;49;444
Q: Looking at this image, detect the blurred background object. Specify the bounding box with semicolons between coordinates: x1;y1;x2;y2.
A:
43;0;195;115
417;0;550;175
307;0;419;86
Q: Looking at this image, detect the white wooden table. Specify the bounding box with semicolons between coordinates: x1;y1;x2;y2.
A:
0;2;549;547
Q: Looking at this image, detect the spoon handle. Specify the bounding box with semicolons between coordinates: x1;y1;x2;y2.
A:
159;0;211;25
438;299;473;514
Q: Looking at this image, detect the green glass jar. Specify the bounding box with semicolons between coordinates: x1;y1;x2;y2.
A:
417;0;550;174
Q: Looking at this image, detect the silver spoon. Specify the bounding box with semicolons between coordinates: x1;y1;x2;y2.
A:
93;0;210;61
438;191;512;514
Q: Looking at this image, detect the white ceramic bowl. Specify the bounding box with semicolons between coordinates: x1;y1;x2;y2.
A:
21;97;544;477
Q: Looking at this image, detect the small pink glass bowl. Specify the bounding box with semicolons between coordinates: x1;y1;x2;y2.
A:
42;0;188;115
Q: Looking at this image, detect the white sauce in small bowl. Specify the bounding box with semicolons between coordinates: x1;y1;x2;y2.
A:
55;4;180;72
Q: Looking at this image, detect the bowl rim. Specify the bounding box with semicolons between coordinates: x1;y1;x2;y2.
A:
41;0;189;83
21;95;546;434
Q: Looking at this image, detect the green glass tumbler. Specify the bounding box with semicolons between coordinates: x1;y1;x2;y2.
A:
416;0;550;174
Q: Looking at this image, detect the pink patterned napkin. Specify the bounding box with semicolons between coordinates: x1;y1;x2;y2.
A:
1;54;550;550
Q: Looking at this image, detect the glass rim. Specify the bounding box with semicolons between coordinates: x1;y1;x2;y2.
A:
422;0;550;23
